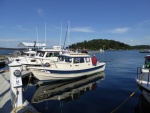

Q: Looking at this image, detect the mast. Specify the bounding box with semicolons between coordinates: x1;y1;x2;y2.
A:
59;22;62;49
63;20;70;49
45;22;46;47
36;27;39;48
68;21;70;50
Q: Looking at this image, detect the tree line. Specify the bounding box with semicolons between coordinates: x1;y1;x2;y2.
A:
69;39;132;50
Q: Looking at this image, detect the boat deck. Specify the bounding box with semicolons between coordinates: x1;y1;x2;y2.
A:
0;70;38;113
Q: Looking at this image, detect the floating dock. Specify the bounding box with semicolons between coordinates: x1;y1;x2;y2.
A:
0;70;38;113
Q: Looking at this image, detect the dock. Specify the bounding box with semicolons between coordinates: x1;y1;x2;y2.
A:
0;70;38;113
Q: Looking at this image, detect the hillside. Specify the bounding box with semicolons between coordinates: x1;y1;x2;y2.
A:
69;39;132;50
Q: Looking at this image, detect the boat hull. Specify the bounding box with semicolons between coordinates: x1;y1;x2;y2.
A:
136;72;150;103
30;63;105;81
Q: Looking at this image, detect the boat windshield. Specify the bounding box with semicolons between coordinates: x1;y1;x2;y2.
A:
37;51;45;57
58;56;72;63
74;57;84;63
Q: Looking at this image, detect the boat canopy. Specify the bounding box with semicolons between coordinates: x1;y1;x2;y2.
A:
17;42;46;48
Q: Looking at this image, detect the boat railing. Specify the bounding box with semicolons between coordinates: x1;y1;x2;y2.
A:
137;67;150;86
48;60;58;68
137;67;142;79
38;58;58;68
24;57;28;63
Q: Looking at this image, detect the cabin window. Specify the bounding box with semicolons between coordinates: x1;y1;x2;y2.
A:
37;52;45;57
145;59;150;68
85;57;90;62
58;56;65;61
26;54;29;56
65;57;72;63
31;54;35;57
46;53;52;57
54;52;59;56
74;57;84;63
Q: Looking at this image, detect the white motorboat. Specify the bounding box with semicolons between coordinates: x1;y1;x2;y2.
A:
28;53;106;82
7;49;37;63
139;49;150;53
136;55;150;103
99;49;104;52
7;46;64;70
34;46;64;64
31;72;105;103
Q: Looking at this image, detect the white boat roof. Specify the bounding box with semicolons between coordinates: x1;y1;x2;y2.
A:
17;42;46;47
24;51;37;54
59;53;90;57
37;48;63;52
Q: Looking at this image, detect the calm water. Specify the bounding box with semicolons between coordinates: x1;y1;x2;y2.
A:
18;50;150;113
0;50;14;55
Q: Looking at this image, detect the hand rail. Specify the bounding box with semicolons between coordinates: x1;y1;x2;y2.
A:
148;69;150;86
137;67;142;79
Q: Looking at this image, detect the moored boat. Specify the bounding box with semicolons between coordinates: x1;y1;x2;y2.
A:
28;53;106;82
31;72;105;103
139;49;150;53
136;55;150;103
7;46;64;70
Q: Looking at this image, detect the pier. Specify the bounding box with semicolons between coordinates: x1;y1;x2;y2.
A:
0;62;38;113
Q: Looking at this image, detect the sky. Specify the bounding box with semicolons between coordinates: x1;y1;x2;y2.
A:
0;0;150;48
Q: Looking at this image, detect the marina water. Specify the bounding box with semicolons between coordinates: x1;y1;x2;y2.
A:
2;50;150;113
21;50;150;113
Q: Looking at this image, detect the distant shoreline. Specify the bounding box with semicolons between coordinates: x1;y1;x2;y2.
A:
0;47;25;50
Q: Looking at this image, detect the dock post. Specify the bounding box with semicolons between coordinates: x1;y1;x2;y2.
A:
9;61;23;109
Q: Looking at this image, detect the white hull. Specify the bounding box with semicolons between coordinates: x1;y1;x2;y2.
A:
136;70;150;103
32;72;105;103
30;63;105;81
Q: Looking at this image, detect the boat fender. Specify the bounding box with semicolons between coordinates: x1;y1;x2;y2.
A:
44;63;51;67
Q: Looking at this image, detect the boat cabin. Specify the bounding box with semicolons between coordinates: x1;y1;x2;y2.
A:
144;55;150;68
23;50;37;57
34;47;64;63
58;53;91;64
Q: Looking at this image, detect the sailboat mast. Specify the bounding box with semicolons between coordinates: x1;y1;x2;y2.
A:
68;21;70;50
59;22;62;49
63;21;70;49
45;22;46;47
36;27;39;48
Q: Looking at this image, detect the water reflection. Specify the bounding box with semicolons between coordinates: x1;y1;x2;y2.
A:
135;94;150;113
31;72;105;103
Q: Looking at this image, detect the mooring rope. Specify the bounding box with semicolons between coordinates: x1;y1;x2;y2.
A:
110;86;140;113
23;73;32;92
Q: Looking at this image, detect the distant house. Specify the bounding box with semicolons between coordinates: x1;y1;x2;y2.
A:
17;42;46;48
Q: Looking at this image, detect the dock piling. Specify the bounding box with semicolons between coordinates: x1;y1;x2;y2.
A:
9;61;23;109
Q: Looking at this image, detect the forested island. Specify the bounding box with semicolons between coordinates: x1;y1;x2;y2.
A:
69;39;150;50
69;39;130;50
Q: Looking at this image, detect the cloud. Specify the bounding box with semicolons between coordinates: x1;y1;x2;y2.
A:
137;20;150;28
13;25;31;31
37;8;44;17
109;27;130;34
70;27;95;33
